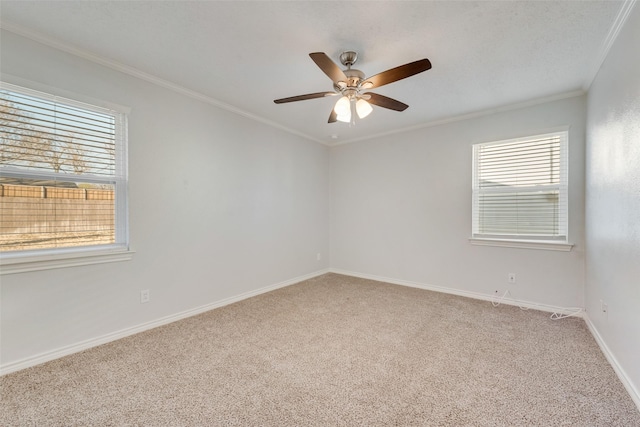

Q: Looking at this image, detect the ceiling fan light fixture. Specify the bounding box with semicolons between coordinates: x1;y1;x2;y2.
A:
334;96;350;116
356;98;373;119
336;111;351;123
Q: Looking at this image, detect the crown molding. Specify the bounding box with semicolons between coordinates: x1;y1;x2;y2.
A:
0;20;327;146
583;0;637;91
329;89;585;147
2;2;624;149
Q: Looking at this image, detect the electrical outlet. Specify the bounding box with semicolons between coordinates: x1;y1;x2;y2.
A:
317;253;321;261
600;299;608;316
508;273;516;284
140;289;150;304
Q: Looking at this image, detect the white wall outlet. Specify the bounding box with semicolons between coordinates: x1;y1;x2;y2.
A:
600;299;608;316
317;253;321;261
508;273;516;284
140;289;150;304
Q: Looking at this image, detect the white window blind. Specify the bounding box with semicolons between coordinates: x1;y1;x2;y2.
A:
472;131;568;242
0;82;128;253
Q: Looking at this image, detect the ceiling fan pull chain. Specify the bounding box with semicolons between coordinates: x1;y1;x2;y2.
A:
350;99;356;126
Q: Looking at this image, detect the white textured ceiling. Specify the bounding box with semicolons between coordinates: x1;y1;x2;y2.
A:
0;1;626;145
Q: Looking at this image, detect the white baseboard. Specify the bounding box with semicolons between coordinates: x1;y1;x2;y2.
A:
0;268;329;376
329;268;583;316
331;268;640;411
584;314;640;412
6;267;638;413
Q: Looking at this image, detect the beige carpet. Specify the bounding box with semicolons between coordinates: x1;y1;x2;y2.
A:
1;273;639;426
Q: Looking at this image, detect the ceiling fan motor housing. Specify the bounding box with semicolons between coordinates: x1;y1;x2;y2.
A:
334;68;366;99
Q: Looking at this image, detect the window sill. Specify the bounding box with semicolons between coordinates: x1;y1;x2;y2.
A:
0;247;134;275
469;238;573;252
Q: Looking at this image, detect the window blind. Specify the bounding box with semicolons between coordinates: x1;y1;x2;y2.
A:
472;131;568;241
0;82;128;253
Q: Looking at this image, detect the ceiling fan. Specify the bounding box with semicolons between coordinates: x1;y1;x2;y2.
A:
274;51;432;123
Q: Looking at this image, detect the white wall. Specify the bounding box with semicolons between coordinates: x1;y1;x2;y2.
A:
330;95;586;309
585;4;640;404
0;31;330;368
4;14;637;405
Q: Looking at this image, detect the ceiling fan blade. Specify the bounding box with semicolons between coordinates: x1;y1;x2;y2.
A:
328;109;337;123
366;93;409;111
363;58;431;89
309;52;348;84
274;92;336;104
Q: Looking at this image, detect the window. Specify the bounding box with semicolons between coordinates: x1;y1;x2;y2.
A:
0;82;129;268
472;131;568;246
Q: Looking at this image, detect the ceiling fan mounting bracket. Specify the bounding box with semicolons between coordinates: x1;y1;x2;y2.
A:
339;51;358;68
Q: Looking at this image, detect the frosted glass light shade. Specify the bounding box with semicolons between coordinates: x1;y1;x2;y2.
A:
356;99;373;118
336;112;351;123
334;96;350;116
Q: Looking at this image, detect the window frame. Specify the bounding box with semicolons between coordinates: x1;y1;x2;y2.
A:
0;80;133;274
469;130;573;251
